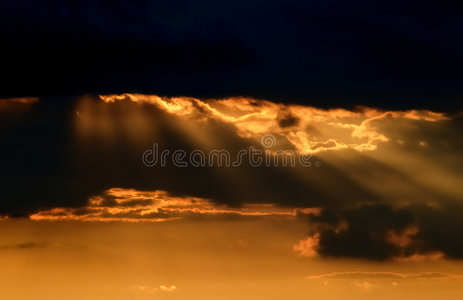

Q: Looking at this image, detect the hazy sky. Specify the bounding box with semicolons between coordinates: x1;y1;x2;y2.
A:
1;217;463;300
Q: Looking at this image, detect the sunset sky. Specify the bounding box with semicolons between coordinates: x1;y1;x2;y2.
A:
1;1;463;299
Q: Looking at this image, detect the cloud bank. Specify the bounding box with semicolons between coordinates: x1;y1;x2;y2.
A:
1;94;462;261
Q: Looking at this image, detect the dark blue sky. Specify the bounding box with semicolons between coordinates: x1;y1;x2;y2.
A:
1;0;463;110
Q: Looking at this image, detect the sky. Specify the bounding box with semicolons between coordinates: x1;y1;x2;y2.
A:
1;1;463;299
1;0;463;110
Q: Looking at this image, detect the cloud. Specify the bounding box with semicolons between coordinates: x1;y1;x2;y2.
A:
133;284;178;294
302;203;463;260
30;188;310;222
298;204;415;260
307;271;452;280
293;234;320;257
159;285;177;292
133;285;158;294
307;271;459;292
354;281;377;290
100;94;447;154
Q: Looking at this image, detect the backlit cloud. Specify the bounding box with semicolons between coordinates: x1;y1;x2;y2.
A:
30;188;317;222
132;284;178;294
307;271;453;280
293;234;320;257
99;94;447;154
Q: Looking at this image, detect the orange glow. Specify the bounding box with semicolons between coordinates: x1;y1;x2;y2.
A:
30;188;319;222
0;97;39;112
293;233;320;257
395;252;445;262
0;97;39;104
98;94;448;154
306;271;454;280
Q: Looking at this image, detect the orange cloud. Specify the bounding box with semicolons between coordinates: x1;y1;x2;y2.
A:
306;271;452;280
394;252;445;262
159;285;177;292
98;94;447;154
30;188;318;222
132;284;178;294
387;226;419;248
385;226;445;261
293;233;320;257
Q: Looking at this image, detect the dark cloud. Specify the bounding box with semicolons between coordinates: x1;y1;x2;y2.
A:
307;203;463;260
278;114;299;128
307;271;451;280
308;204;415;260
413;203;463;259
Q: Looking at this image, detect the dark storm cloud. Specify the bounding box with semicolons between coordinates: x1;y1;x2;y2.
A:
1;0;463;110
307;203;463;261
308;204;415;260
412;203;463;259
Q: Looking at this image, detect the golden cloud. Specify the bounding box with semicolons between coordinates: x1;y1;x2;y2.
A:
30;188;319;222
98;94;447;153
306;271;453;280
293;233;320;257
